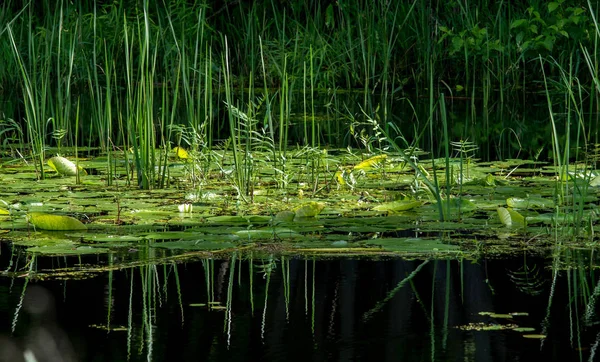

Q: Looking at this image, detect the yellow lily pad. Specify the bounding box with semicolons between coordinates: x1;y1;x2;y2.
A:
27;212;87;231
171;146;189;159
522;334;546;339
294;202;325;218
48;156;87;176
354;154;387;170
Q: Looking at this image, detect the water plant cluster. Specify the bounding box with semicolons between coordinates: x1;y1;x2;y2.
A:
0;0;597;246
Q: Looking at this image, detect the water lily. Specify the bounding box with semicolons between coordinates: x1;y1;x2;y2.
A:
178;203;193;213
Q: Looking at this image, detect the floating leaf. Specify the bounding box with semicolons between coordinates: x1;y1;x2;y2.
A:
207;215;271;224
236;228;303;240
373;200;422;212
294;202;325;219
275;210;295;222
365;237;460;253
513;327;536;332
151;240;236;251
27;212;87;231
48;156;87;176
507;197;552;209
335;170;345;185
497;207;525;227
171;146;189;159
497;207;512;227
354;154;387;170
590;175;600;187
27;245;107;255
522;334;546;339
489;314;513;319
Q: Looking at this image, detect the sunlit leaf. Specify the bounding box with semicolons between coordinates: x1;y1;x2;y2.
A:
27;212;87;231
507;208;526;226
507;197;552;209
497;207;525;227
171;146;189;159
489;314;513;319
354;154;387;170
48;156;87;176
497;207;512;227
522;334;546;339
513;327;536;332
372;200;422;212
335;170;345;185
294;202;325;218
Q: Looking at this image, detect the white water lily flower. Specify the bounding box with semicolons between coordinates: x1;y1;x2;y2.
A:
178;203;193;213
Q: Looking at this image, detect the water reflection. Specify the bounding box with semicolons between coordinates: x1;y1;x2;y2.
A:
0;255;599;361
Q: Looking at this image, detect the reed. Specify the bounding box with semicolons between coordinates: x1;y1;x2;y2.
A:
1;0;599;191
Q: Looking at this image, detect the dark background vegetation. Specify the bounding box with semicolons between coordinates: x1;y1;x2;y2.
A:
0;0;598;159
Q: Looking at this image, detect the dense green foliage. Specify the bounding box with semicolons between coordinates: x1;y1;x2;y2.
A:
0;0;599;188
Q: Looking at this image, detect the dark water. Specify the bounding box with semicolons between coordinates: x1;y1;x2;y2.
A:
1;252;599;362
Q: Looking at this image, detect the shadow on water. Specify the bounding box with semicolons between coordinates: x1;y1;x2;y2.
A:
1;250;600;361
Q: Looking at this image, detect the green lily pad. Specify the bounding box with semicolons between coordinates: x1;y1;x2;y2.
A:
439;198;477;212
27;245;109;255
513;327;536;332
275;210;296;222
489;314;513;319
365;237;460;253
372;200;422;212
236;228;304;240
207;215;271;224
151;240;236;251
507;197;553;209
82;234;144;243
522;334;546;339
497;207;525;227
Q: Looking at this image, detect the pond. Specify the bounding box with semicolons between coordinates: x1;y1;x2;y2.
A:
2;118;600;361
0;252;598;361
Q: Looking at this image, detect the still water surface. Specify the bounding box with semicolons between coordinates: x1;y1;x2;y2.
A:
1;254;597;361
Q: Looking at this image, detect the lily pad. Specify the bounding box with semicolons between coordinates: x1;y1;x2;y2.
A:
171;146;190;159
236;228;304;240
497;207;525;227
294;201;325;219
365;237;460;253
27;212;87;231
372;200;422;212
27;245;109;255
151;240;236;251
513;327;536;332
522;334;546;339
507;197;552;209
48;156;87;176
354;154;387;170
